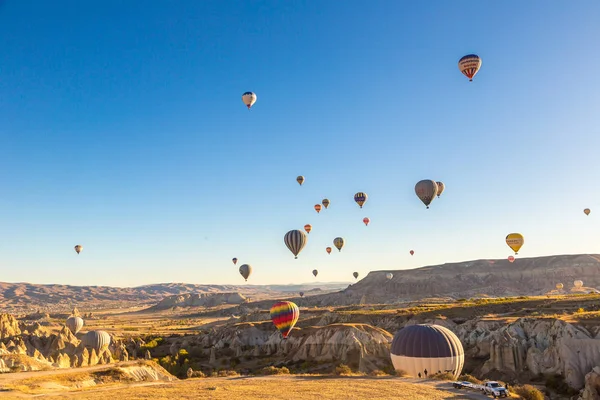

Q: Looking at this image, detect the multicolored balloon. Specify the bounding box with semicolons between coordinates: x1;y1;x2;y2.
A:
354;192;368;208
284;230;308;259
270;301;300;339
584;208;591;216
312;269;318;277
304;224;312;234
436;182;445;198
505;233;524;255
508;256;515;263
314;204;322;213
353;272;359;279
326;247;332;254
242;92;257;109
239;264;252;281
415;180;438;209
333;237;345;252
322;199;330;209
74;245;83;255
458;54;482;82
363;217;370;226
232;258;238;265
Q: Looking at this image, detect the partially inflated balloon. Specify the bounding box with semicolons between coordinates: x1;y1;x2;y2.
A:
74;245;83;254
436;182;445;198
505;233;524;255
326;247;332;255
242;92;257;109
322;199;330;209
304;224;312;234
270;301;299;339
284;230;308;259
297;176;305;186
458;54;482;82
415;180;438;209
556;283;564;290
239;264;252;281
314;204;322;213
312;269;318;277
363;217;370;226
386;273;393;280
333;237;345;252
232;258;238;265
354;192;368;208
410;250;414;256
584;208;591;216
353;272;359;279
508;256;515;263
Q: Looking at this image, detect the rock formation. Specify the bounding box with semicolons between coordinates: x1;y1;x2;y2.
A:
153;292;247;310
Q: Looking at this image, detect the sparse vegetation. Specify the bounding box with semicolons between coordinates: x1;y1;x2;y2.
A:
334;364;353;376
429;371;454;380
258;366;290;375
458;374;482;384
368;370;387;377
513;384;544;400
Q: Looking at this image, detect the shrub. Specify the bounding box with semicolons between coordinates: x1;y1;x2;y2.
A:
429;371;455;380
458;374;482;384
368;370;387;377
513;384;544;400
334;364;353;376
259;366;290;375
217;369;239;377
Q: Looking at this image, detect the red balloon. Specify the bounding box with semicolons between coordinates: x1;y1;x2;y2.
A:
409;250;414;256
314;204;322;213
363;217;370;226
508;256;515;263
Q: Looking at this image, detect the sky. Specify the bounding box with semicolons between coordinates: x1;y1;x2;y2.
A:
1;1;600;287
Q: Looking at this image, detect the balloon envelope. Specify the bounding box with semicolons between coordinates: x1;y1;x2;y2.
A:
322;199;330;208
232;258;238;265
574;280;583;288
304;224;312;234
242;92;257;109
506;233;524;254
363;217;370;226
270;301;300;339
435;182;445;197
508;256;515;263
556;283;564;290
354;192;368;208
314;204;322;213
415;180;438;209
74;245;83;254
239;264;252;281
299;292;304;297
584;208;591;216
386;273;393;280
390;324;464;379
333;237;345;252
326;247;332;254
353;272;359;279
82;330;111;351
66;316;84;335
458;54;482;82
410;250;414;256
297;176;305;185
284;230;308;259
312;269;318;277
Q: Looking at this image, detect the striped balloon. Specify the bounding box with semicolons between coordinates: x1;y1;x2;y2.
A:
270;301;300;339
458;54;482;82
284;230;308;259
354;192;368;208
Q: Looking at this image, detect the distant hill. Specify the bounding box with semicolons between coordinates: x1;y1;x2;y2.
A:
302;254;600;305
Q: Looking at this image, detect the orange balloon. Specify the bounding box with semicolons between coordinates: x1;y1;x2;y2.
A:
314;204;322;213
304;224;312;234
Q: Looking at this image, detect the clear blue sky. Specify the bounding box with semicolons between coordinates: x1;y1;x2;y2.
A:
1;1;599;287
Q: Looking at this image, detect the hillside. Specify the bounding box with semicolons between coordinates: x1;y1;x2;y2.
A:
302;254;600;305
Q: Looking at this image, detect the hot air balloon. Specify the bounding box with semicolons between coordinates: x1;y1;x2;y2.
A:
574;280;584;288
410;250;414;256
270;301;299;339
242;92;257;109
508;256;515;263
304;224;312;234
458;54;482;82
584;208;591;216
415;180;438;209
74;245;83;254
505;233;524;255
297;176;305;186
353;272;359;279
312;269;318;277
390;324;464;379
363;217;370;226
322;199;330;209
239;264;252;281
284;230;308;259
66;316;84;335
314;204;322;213
386;273;393;280
354;192;368;208
82;330;111;351
232;258;238;265
299;292;304;297
436;182;445;198
333;237;345;252
326;247;332;255
556;283;564;290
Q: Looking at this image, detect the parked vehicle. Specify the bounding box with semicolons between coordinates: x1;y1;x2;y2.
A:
451;380;510;398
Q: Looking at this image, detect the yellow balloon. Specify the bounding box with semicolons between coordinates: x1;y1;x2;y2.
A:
505;233;524;255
